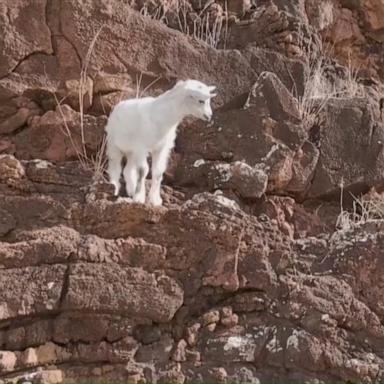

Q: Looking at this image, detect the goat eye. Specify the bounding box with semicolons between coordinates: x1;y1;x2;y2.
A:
198;100;204;104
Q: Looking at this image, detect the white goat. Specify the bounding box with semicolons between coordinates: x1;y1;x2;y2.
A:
105;79;217;206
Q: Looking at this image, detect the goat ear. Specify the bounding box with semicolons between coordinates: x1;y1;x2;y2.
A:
210;92;218;98
208;85;216;92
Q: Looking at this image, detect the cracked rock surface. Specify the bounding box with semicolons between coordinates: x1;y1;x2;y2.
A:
1;0;384;383
1;157;384;383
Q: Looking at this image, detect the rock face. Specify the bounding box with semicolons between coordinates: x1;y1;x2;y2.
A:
1;0;384;383
2;158;384;383
0;0;52;78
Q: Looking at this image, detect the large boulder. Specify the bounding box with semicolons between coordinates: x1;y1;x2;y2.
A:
175;71;315;197
308;98;384;198
360;0;384;42
1;159;384;382
0;0;52;78
13;104;106;162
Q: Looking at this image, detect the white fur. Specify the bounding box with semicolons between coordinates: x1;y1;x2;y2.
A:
105;79;217;206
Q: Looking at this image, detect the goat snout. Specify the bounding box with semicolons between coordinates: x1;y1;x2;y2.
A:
204;113;212;122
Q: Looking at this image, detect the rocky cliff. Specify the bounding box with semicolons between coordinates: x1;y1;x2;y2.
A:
1;1;384;383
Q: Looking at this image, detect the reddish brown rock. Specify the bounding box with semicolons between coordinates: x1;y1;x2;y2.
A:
13;105;106;162
0;107;38;135
176;71;308;196
226;0;252;14
0;154;24;182
0;159;384;382
0;1;52;77
172;339;187;362
361;0;384;42
63;264;184;323
55;1;257;109
309;98;384;198
0;351;16;373
0;265;66;321
1;1;384;383
0;139;15;154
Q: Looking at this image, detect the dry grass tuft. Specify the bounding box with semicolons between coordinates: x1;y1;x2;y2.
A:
48;26;107;182
139;0;228;48
336;183;384;231
135;72;162;99
292;26;365;132
318;1;334;31
78;26;105;160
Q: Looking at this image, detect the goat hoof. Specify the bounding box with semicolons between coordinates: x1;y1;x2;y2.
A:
148;195;162;207
111;183;120;196
133;193;146;204
117;197;132;203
